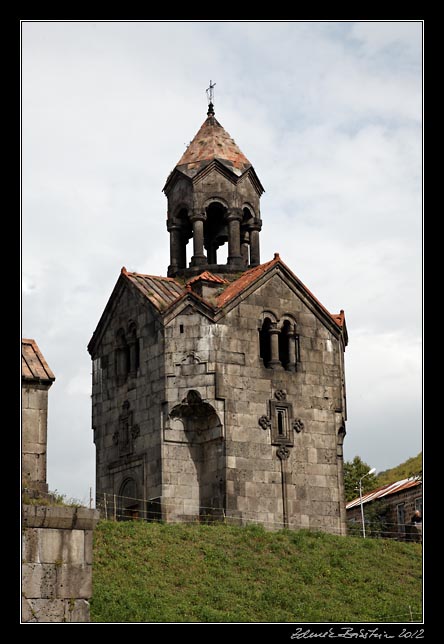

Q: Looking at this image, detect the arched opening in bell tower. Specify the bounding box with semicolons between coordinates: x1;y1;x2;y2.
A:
241;206;254;266
204;201;228;265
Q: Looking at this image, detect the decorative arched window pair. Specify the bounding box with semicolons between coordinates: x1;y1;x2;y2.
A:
115;322;140;384
259;314;300;371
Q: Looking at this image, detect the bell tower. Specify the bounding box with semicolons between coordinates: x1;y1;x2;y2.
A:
89;83;348;535
163;89;264;278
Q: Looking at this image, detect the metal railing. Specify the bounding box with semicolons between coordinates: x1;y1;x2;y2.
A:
94;492;423;541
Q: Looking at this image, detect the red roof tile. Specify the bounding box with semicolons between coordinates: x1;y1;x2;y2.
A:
216;254;344;328
124;271;184;311
175;114;252;179
22;339;55;383
346;477;421;509
216;257;280;308
186;271;229;286
331;310;345;327
121;256;346;334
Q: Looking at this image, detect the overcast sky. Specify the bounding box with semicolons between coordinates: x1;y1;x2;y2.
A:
22;20;422;504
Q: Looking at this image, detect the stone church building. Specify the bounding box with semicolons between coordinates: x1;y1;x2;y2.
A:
88;101;349;534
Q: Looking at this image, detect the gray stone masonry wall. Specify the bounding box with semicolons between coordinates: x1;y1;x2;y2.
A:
225;276;345;534
22;505;100;623
22;384;50;493
166;169;261;225
192;170;260;217
162;272;347;534
92;285;165;508
163;314;225;521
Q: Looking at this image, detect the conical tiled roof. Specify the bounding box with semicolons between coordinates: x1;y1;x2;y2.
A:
175;112;252;179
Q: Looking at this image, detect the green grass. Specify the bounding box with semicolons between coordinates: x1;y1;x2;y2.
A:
91;521;422;623
22;490;84;507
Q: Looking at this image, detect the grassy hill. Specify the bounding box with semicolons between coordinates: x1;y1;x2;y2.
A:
91;521;422;623
377;452;422;486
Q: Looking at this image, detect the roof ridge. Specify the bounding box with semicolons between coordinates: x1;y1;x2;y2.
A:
186;271;230;286
215;255;346;336
125;270;182;283
216;255;282;308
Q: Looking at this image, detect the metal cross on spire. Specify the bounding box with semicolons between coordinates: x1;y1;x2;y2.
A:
206;80;216;116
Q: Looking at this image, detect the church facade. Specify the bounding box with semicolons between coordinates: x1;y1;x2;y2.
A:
88;101;348;534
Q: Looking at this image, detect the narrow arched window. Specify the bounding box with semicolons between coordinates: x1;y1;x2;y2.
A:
240;207;254;266
204;201;228;265
259;317;272;367
279;320;292;369
115;328;130;384
128;323;140;377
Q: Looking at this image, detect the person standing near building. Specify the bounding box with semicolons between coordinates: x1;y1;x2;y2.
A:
411;509;422;523
409;509;422;542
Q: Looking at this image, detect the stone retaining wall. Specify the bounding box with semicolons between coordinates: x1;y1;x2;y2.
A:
22;505;100;623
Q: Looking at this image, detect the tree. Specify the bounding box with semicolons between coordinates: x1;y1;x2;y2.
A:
376;452;422;486
344;455;378;502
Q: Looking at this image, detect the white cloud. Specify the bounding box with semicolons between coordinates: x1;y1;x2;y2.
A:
349;21;422;57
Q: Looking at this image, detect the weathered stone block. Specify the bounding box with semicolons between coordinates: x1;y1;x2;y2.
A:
56;564;92;599
300;514;310;527
22;409;41;444
22;452;46;484
22;563;57;599
306;447;318;464
22;596;90;623
226;480;235;495
22;505;100;531
316;448;336;464
26;388;49;411
23;597;65;622
23;440;47;455
84;530;94;565
66;599;91;622
22;528;40;563
38;528;64;563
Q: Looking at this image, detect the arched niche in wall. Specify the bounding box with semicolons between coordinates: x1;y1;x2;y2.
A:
118;477;140;520
167;390;225;519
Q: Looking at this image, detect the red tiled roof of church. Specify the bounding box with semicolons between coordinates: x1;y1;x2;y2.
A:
215;255;344;329
121;256;345;332
122;267;183;311
216;257;280;307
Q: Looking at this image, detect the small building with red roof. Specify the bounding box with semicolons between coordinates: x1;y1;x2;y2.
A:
346;476;422;540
